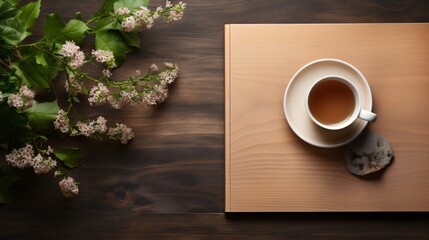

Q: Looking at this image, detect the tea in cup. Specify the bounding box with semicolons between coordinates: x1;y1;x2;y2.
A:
306;75;376;130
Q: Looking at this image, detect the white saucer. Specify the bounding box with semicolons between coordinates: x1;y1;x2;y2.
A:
283;58;373;148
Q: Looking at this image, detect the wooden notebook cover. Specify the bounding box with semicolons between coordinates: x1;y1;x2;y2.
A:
225;24;429;212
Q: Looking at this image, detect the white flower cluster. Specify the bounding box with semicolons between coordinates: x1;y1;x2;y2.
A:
60;41;85;69
118;5;162;32
59;44;118;94
103;69;112;78
108;87;140;109
108;123;134;144
65;73;85;95
134;6;157;29
54;112;108;137
164;1;186;23
0;90;3;102
159;62;179;85
71;116;107;137
7;85;36;110
121;16;137;32
88;83;111;106
87;63;179;109
115;0;185;32
141;62;179;105
5;144;56;174
59;177;79;197
92;49;117;69
53;110;134;143
114;7;130;15
54;109;70;133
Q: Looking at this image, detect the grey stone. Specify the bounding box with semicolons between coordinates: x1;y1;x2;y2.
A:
345;131;394;176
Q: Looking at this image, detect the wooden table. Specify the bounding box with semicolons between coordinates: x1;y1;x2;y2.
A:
1;0;429;239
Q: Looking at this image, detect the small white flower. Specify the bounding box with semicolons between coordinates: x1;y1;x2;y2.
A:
19;85;35;99
0;91;3;102
65;74;84;94
164;62;174;68
103;69;112;78
60;41;86;69
159;63;179;85
108;96;123;109
88;83;110;105
74;116;108;137
5;145;56;174
165;2;186;23
7;85;36;110
54;170;62;177
54;109;70;133
141;85;168;106
45;146;54;155
134;6;154;29
122;16;136;32
108;123;134;144
76;121;93;137
153;6;163;19
33;155;57;174
114;7;130;15
69;51;85;69
7;93;24;108
5;144;34;169
120;88;139;106
150;64;158;71
92;49;116;68
59;177;79;197
60;41;80;57
94;116;108;133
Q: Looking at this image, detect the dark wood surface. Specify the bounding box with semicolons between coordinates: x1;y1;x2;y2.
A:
1;0;429;239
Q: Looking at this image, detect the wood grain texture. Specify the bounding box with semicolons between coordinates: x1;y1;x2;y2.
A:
1;0;429;239
225;25;232;212
225;23;429;212
1;212;428;240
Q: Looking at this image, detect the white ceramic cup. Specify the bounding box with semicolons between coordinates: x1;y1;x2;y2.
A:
306;75;377;131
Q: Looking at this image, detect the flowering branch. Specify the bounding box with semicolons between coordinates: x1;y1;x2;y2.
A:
0;0;186;201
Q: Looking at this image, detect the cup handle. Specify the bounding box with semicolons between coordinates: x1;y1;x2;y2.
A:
359;109;377;122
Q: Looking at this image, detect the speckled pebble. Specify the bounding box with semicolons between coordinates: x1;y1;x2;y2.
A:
345;131;394;176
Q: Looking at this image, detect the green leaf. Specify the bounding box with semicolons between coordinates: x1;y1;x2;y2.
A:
94;0;117;17
0;17;26;44
94;16;140;64
95;30;133;65
0;168;20;204
113;0;149;11
17;44;61;80
0;101;37;145
0;1;18;20
58;19;89;44
53;148;84;168
43;13;65;41
12;56;51;90
95;17;119;32
72;96;80;103
44;14;89;45
34;51;49;66
0;1;26;46
5;0;20;6
119;31;140;48
94;0;149;17
26;101;59;130
18;0;41;30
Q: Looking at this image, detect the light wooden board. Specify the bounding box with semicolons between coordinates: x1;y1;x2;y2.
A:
225;23;429;212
